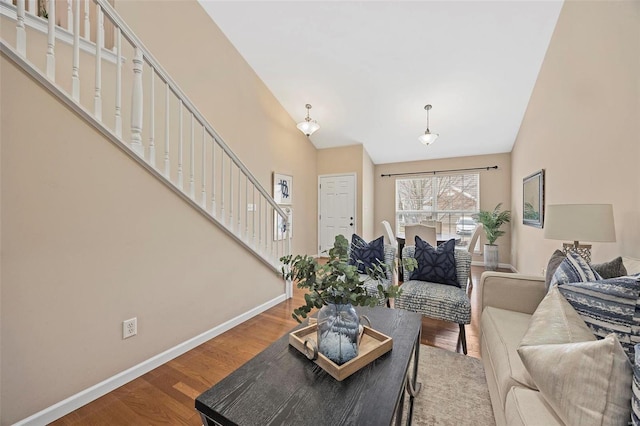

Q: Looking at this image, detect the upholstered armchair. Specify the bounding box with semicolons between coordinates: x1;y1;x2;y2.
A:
359;244;397;306
395;244;472;353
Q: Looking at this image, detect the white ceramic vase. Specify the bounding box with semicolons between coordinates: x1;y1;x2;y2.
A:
484;244;499;271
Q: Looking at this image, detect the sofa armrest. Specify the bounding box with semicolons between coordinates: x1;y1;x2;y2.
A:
479;272;546;315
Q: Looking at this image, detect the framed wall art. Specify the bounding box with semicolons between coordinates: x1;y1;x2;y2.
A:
273;173;292;205
523;169;545;228
274;207;292;241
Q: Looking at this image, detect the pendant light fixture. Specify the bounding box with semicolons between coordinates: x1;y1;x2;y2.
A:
418;104;439;145
296;104;320;137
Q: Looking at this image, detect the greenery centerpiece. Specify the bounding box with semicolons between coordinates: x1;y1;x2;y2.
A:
474;203;511;270
280;234;414;365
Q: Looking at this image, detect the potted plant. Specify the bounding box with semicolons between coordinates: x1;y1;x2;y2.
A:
474;203;511;271
280;234;414;365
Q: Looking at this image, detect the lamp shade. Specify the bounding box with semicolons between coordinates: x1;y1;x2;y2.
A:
544;204;616;243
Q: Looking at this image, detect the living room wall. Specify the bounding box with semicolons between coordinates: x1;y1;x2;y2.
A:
317;144;368;240
511;0;640;275
1;1;319;423
375;153;512;266
114;0;318;256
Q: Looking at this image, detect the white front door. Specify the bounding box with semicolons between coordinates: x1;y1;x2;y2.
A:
318;174;356;254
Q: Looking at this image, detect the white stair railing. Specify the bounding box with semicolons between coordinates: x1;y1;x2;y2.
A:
0;0;292;279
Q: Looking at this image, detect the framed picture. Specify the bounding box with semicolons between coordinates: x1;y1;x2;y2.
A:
273;173;292;205
274;207;292;241
523;169;545;228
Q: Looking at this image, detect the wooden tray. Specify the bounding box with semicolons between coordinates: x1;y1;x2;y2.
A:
289;322;393;381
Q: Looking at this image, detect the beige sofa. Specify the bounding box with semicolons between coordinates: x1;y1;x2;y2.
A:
479;257;640;425
479;271;563;426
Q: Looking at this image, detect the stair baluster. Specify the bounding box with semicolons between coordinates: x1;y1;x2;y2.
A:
130;47;143;156
93;4;102;120
0;0;291;274
46;0;55;79
16;0;25;56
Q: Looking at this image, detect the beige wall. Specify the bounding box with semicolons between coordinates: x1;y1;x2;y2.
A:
114;0;318;256
511;0;640;275
0;57;287;424
375;154;512;265
317;145;365;237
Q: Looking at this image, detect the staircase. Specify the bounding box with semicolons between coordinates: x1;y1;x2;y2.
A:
0;0;292;284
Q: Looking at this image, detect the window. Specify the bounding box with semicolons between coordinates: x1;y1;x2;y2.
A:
395;173;479;245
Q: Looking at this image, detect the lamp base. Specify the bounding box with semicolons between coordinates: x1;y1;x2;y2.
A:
562;242;592;263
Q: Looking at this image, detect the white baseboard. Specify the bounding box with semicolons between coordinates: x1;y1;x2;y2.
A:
14;293;288;426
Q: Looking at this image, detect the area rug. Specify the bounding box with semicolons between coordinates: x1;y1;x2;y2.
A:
411;345;495;425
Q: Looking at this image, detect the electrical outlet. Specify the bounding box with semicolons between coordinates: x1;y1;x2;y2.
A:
247;203;256;212
123;317;137;339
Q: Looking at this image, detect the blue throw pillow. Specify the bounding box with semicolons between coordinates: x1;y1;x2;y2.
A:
549;251;601;287
349;234;384;274
411;237;458;287
558;275;640;362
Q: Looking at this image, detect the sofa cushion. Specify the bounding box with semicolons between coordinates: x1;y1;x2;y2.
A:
517;286;596;389
505;387;564;426
592;256;628;279
549;251;601;287
395;279;471;324
518;334;632;426
625;256;640;275
558;275;640;361
480;306;533;408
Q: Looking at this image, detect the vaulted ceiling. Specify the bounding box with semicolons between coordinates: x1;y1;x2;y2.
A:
200;1;564;164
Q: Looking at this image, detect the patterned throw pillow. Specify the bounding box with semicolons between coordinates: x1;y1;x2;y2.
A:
592;256;628;279
544;250;566;291
558;275;640;362
549;251;601;287
349;234;385;274
518;334;632;426
410;237;458;287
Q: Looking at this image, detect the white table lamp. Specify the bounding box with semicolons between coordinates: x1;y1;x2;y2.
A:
543;204;616;263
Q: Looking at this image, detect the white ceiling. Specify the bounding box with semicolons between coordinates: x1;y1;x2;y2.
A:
199;1;563;165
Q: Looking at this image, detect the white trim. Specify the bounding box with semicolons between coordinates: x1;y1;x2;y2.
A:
13;293;287;426
0;1;119;63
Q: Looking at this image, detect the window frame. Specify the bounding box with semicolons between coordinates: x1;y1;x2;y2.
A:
394;173;480;240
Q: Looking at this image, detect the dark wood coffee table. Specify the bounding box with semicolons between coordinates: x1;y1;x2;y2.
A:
196;307;422;425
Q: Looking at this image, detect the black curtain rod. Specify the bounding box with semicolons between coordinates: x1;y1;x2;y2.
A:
381;165;498;178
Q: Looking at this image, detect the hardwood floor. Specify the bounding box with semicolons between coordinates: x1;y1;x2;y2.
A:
52;265;503;425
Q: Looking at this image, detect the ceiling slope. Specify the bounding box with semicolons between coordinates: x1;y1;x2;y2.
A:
200;0;563;164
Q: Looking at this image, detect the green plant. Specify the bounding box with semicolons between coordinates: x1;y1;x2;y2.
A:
474;203;511;245
38;0;48;19
280;235;415;322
